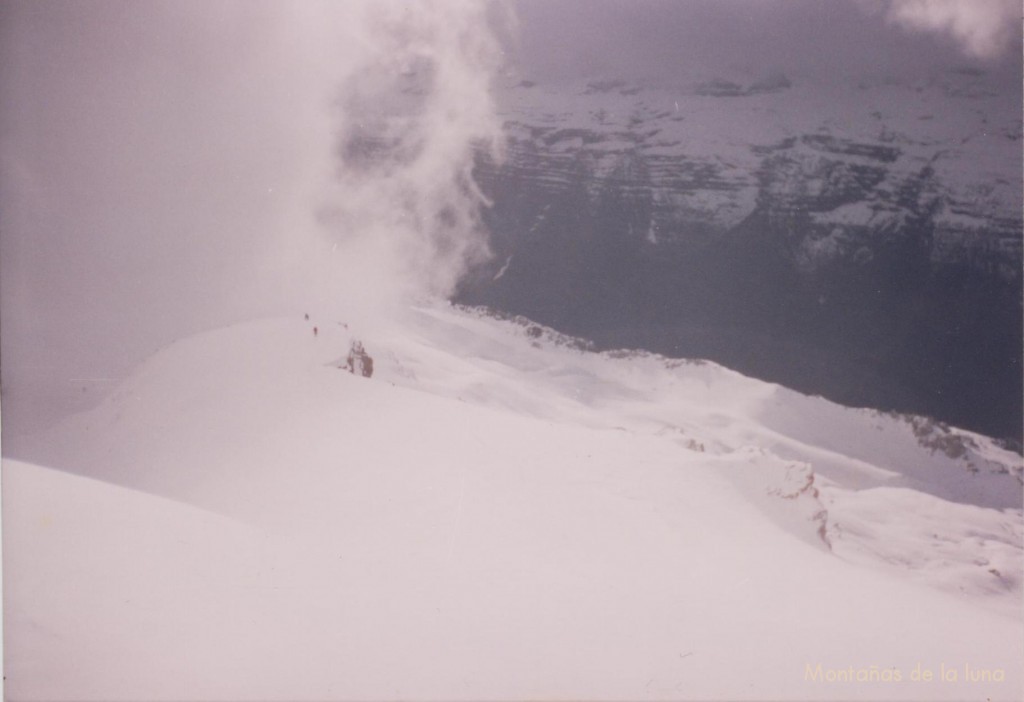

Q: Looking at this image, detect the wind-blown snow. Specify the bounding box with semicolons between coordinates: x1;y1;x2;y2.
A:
4;303;1022;700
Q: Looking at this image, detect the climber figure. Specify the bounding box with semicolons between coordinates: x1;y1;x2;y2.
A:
304;313;309;321
313;326;318;337
345;340;373;378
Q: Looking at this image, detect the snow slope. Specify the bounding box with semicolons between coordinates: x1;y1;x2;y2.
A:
4;303;1022;700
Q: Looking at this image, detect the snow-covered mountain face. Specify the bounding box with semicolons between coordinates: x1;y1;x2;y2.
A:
5;303;1022;699
458;68;1023;442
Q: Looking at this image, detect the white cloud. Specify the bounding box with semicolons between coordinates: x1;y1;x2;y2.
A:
252;0;509;328
884;0;1019;59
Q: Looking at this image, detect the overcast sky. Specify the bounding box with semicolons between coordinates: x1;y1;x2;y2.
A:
1;0;1020;435
510;0;1022;84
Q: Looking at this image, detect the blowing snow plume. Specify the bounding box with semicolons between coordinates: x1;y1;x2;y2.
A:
311;0;507;315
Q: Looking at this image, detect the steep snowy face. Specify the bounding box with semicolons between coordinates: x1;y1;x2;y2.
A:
4;304;1022;700
481;70;1021;274
458;70;1023;442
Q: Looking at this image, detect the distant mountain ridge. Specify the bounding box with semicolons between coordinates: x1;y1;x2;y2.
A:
458;69;1023;441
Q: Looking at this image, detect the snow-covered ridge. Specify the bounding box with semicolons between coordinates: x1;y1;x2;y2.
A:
445;304;1022;503
5;303;1022;699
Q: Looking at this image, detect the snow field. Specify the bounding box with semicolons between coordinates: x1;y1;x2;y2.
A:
4;303;1021;699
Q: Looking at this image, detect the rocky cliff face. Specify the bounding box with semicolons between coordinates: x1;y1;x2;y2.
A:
458;69;1023;442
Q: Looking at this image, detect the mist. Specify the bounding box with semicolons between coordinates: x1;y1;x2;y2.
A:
1;0;507;435
295;0;506;315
